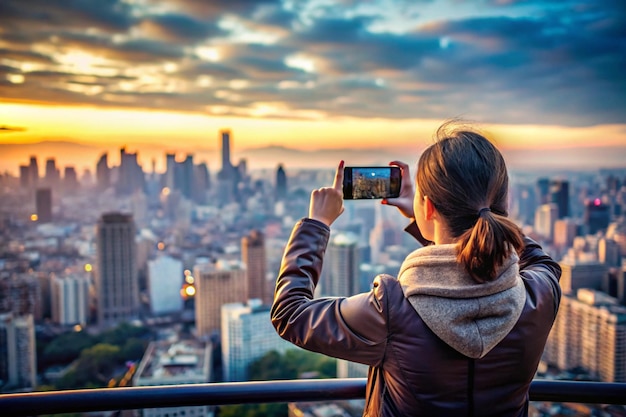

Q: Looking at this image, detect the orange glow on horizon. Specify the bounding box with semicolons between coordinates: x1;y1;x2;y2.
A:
2;102;626;175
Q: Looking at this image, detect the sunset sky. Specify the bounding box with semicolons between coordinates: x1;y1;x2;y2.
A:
1;0;625;174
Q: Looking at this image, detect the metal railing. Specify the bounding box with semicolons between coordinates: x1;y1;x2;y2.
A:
1;379;626;416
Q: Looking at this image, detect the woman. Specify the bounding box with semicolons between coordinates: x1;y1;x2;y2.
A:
271;122;562;416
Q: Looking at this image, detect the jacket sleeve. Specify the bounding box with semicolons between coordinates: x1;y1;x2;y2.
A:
518;236;562;316
271;218;388;366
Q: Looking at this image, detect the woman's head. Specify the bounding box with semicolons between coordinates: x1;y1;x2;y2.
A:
415;121;524;282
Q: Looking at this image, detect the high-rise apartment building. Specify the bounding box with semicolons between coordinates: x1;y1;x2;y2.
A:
51;273;90;326
0;274;41;320
544;289;626;382
147;255;183;316
194;260;247;337
221;300;293;382
241;230;268;304
35;188;52;223
96;212;139;327
321;232;360;297
0;313;37;392
134;339;213;417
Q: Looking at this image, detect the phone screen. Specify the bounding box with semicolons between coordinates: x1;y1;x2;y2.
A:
343;166;401;200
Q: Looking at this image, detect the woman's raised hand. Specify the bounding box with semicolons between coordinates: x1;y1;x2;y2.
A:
309;160;345;227
382;160;416;220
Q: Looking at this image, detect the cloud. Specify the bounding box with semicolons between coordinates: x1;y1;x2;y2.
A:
0;0;623;126
0;125;27;133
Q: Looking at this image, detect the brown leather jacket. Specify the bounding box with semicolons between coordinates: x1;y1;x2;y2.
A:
271;218;561;417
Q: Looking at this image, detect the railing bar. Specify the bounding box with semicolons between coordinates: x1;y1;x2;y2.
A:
1;379;625;417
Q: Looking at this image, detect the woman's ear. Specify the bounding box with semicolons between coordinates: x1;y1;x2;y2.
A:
424;196;436;220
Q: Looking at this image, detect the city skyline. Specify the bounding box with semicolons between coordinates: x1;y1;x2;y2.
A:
1;0;625;174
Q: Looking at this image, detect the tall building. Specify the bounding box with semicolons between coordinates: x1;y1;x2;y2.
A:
585;199;611;235
0;274;41;320
550;180;570;219
216;129;237;205
220;129;233;175
96;212;139;327
598;238;622;268
194;162;210;204
35;188;52;223
174;154;195;200
321;232;360;297
51;273;90;326
553;218;578;250
241;230;268;304
275;164;287;201
28;156;38;188
544;289;626;382
44;158;60;189
63;166;79;192
0;313;37;392
221;300;293;382
147;255;183;316
536;177;550;205
534;203;558;241
116;147;145;196
19;165;30;189
559;260;609;295
96;153;110;191
194;260;247;337
164;152;176;190
134;339;213;417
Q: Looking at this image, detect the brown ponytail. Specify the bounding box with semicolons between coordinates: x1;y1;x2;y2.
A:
457;210;524;282
416;121;524;282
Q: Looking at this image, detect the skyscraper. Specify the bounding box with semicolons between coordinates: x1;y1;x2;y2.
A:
221;300;293;382
220;129;232;175
536;177;550;205
194;260;247;337
35;188;52;223
96;153;110;191
275;164;287;201
96;212;139;327
585;198;611;235
215;129;237;204
116;148;145;196
44;158;60;189
321;232;360;296
28;156;38;188
550;179;570;219
0;313;37;391
534;203;558;241
164;152;176;190
242;230;268;304
147;255;183;315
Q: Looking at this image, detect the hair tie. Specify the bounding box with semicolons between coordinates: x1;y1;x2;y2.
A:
478;207;491;217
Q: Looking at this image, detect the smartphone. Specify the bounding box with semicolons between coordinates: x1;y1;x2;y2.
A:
343;166;401;200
